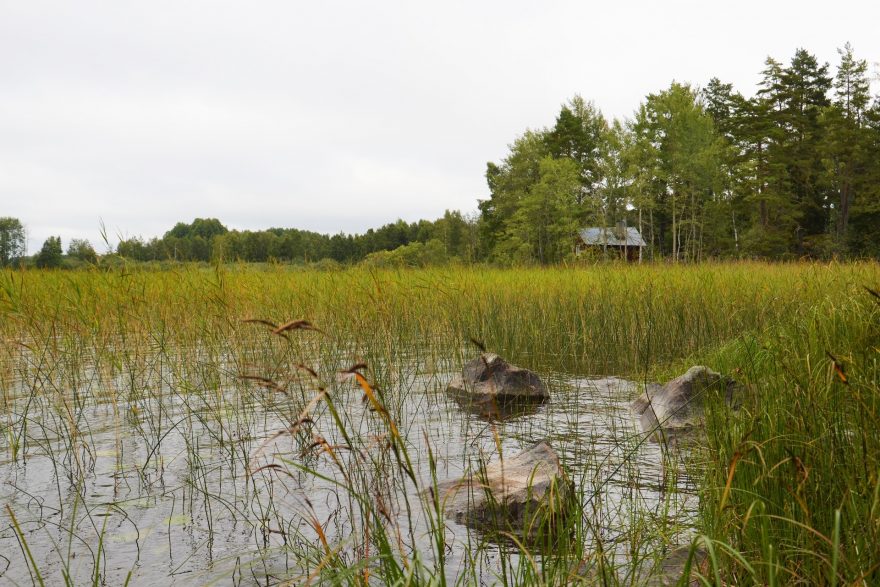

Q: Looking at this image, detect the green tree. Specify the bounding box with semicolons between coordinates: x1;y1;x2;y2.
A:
701;78;751;254
163;218;228;260
0;217;26;266
190;235;210;261
165;218;227;239
212;232;244;261
35;236;63;268
622;106;663;258
117;237;150;261
478;130;551;260
67;238;98;263
498;156;581;264
822;43;873;251
433;209;476;260
545;96;609;209
631;82;725;261
189;218;228;240
845;98;880;255
779;49;833;249
596;120;630;230
737;57;801;256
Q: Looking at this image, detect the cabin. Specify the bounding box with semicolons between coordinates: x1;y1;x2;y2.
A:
576;223;647;261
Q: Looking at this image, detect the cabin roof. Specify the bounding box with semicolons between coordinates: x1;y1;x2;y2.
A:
578;227;647;247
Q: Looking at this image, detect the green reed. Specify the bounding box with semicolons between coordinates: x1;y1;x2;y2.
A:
691;275;880;584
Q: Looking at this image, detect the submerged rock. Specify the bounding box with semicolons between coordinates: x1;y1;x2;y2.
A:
632;366;738;439
644;545;708;586
446;353;549;405
431;442;572;538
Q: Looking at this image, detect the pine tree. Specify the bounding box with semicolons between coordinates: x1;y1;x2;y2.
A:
779;49;833;250
740;91;796;256
702;79;752;254
845;98;880;255
822;43;873;250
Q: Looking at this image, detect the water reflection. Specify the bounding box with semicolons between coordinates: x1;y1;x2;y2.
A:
447;391;545;421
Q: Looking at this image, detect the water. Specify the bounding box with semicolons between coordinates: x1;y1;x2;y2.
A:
0;351;697;585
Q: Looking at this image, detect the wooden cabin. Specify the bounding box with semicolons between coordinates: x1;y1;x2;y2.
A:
576;224;647;261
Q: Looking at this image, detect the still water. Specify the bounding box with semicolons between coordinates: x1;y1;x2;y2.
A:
0;353;696;585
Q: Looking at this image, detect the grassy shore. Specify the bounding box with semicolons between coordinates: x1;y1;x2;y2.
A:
0;261;877;585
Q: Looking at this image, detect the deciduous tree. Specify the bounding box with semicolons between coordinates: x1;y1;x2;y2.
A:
35;236;63;268
67;238;97;263
0;217;26;266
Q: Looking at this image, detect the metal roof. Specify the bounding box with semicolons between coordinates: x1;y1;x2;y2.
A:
579;227;647;247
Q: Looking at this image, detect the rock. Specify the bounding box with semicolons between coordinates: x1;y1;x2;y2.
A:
644;545;708;586
431;442;572;538
632;366;738;439
446;353;549;405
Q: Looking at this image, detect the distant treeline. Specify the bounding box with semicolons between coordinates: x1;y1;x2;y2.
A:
116;212;478;266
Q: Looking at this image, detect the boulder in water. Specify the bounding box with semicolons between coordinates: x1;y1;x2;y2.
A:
632;366;738;439
431;442;572;538
446;354;549;405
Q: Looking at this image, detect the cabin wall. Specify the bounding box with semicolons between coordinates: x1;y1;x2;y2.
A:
577;243;641;262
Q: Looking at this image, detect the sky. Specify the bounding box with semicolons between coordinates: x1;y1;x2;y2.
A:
2;1;878;253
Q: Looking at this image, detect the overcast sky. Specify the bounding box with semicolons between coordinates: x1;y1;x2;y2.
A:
2;1;878;252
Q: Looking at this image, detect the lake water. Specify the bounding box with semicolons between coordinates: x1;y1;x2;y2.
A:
0;353;697;585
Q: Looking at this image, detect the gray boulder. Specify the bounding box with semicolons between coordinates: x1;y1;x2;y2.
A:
431;442;571;538
446;353;549;404
632;366;738;439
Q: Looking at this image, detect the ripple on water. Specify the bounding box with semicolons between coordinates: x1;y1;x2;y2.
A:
0;367;697;585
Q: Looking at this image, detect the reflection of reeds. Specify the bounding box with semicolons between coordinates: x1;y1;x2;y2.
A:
247;388;324;475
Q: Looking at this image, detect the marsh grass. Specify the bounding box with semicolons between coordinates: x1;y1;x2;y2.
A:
0;261;877;585
691;277;880;584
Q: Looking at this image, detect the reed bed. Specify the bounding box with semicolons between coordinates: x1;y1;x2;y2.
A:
0;261;877;585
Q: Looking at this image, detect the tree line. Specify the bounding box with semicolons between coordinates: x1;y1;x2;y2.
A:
479;44;880;263
0;213;479;268
114;212;478;266
0;218;100;268
2;44;878;269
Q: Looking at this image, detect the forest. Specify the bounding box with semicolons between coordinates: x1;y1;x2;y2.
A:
480;44;880;263
3;45;878;268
